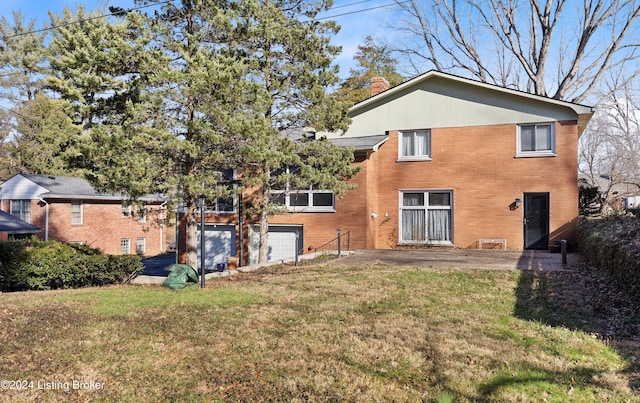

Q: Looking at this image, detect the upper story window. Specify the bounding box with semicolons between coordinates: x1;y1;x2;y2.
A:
10;200;31;223
517;123;555;157
137;205;147;223
399;129;431;161
122;204;132;218
203;169;237;213
271;165;335;212
71;201;83;225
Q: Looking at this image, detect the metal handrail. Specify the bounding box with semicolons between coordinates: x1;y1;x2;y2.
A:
314;230;350;257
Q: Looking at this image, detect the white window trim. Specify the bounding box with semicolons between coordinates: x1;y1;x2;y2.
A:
271;165;336;212
516;122;556;158
136;237;146;254
10;200;31;223
71;201;83;225
398;129;432;162
122;204;132;218
205;169;238;214
137;205;147;223
121;238;131;255
272;189;336;213
398;189;453;246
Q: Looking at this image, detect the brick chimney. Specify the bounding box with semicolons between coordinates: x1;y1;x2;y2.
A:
370;76;390;97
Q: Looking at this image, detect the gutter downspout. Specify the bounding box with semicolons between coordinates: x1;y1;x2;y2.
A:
38;198;49;241
159;201;167;253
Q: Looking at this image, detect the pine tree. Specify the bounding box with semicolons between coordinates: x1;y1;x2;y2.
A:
230;0;358;263
335;36;404;104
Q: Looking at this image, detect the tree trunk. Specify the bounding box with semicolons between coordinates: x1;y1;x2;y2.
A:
185;205;198;268
258;183;270;264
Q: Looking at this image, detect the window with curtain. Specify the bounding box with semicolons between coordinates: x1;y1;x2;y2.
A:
399;130;431;159
400;191;452;244
517;123;555;156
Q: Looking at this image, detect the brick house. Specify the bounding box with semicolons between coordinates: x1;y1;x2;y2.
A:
179;71;593;268
0;174;168;256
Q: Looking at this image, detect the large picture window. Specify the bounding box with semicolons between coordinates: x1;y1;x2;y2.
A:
10;200;31;223
399;190;452;244
517;123;555;156
399;129;431;160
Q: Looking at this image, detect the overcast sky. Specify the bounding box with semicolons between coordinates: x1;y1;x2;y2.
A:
0;0;403;79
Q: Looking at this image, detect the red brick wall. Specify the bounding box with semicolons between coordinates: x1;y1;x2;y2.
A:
5;200;166;256
374;122;579;250
179;120;580;256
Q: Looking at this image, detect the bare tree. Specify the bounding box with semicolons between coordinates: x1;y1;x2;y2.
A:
393;0;640;103
579;78;640;210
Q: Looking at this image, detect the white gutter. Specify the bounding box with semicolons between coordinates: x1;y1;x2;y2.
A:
159;201;167;252
38;198;49;241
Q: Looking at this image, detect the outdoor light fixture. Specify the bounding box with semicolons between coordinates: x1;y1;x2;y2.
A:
515;198;521;208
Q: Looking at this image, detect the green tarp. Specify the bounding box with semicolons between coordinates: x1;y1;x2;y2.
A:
162;264;199;289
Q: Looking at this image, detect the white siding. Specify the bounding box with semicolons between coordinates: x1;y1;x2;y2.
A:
0;175;47;200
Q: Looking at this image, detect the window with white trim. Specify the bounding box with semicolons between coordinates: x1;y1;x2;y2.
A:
399;190;452;244
136;237;146;254
10;200;31;223
271;166;335;212
205;168;237;213
121;238;130;255
137;204;147;223
71;201;83;225
517;123;555;156
399;129;431;160
121;204;132;218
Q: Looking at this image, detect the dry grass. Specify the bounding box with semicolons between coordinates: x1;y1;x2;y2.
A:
0;261;638;402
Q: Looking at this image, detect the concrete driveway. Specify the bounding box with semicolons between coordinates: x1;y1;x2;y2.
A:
133;248;577;285
329;249;579;271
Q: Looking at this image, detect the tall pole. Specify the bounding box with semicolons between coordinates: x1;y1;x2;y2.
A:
200;194;206;289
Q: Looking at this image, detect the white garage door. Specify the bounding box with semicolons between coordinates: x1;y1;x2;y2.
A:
249;225;302;264
267;230;297;262
196;225;236;271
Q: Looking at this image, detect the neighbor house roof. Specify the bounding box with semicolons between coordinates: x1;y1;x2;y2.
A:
18;174;165;203
0;210;41;234
328;135;388;152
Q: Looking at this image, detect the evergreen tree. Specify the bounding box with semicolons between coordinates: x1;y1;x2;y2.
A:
230;0;358;263
0;11;47;106
335;36;404;104
45;6;149;128
11;95;82;176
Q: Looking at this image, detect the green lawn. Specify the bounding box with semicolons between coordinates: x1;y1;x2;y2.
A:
1;262;638;402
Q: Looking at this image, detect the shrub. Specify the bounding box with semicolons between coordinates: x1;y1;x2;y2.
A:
577;216;640;300
0;238;143;291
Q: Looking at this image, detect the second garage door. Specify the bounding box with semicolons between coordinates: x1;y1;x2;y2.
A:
196;225;236;271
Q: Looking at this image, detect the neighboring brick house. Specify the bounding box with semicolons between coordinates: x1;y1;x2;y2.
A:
180;71;594;268
0;174;168;256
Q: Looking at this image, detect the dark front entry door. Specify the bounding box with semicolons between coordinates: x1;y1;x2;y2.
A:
524;193;549;250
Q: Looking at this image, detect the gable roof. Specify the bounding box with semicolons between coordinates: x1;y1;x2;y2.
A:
22;174;102;197
0;210;41;234
346;70;594;137
7;174;165;203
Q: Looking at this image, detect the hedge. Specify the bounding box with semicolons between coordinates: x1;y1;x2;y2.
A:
0;238;143;291
576;215;640;300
